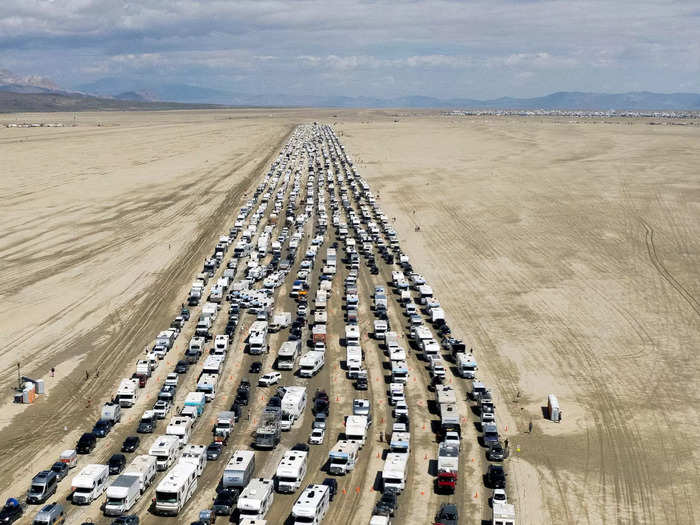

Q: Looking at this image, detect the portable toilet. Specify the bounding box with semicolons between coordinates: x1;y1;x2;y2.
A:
547;394;560;422
35;379;46;395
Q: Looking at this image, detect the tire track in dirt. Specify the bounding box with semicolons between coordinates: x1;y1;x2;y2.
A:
641;219;700;317
0;125;294;493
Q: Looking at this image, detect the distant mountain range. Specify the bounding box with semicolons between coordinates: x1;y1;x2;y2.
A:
1;68;700;111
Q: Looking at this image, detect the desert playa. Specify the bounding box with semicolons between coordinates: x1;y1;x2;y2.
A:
0;109;697;524
338;114;700;523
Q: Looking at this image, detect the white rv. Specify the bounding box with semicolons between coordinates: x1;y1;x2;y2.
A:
345;325;360;346
280;386;307;431
328;440;360;475
382;453;408;493
196;373;218;401
154;461;198;516
291;484;330;525
277;340;301;370
122;454;157;493
248;321;269;354
223;450;256;489
275;450;308;493
237;478;274;520
115;378;140;408
179;444;207;476
149;435;180;471
456;352;478;379
214;334;229;354
389;432;411;454
298;351;325;377
104;474;141;516
166;416;193;446
70;464;109;505
345;415;368;447
202;354;225;375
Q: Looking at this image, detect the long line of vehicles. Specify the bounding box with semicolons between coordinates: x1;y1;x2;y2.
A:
8;123;516;525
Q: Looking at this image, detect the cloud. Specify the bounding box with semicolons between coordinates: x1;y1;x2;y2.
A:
0;0;698;98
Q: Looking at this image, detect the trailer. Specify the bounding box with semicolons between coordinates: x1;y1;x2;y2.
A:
492;502;516;525
280;386;307;431
291;484;330;524
238;478;274;521
298;351;325;377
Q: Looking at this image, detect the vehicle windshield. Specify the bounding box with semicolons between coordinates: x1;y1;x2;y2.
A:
156;491;178;503
239;509;261;517
107;497;126;505
278;476;298;483
30;484;44;494
295;518;314;523
330;458;347;465
74;487;92;494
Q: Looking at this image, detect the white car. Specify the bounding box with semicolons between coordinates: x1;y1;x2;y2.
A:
153;400;171;419
492;489;507;504
164;373;179;387
258;372;281;386
309;427;325;445
444;431;461;450
393;401;408;418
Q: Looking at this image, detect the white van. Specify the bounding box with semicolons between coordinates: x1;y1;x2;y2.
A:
149;435;180;471
71;464;109;504
291;484;330;525
237;478;274;520
275;450;308;493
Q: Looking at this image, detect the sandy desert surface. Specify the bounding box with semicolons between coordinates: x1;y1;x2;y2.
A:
338;115;700;524
0;109;697;525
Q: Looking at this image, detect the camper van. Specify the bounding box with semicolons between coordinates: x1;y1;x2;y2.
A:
149;435;180;471
115;378;140;408
222;450;256;489
154;461;198;516
277;340;301;370
275;450;308;493
70;464;109;504
381;453;408;493
328;440;360;475
238;478;274;521
456;353;478;379
104;474;142;516
291;484;330;525
26;471;58;504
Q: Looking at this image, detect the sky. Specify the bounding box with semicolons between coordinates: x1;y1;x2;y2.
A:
1;0;699;99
